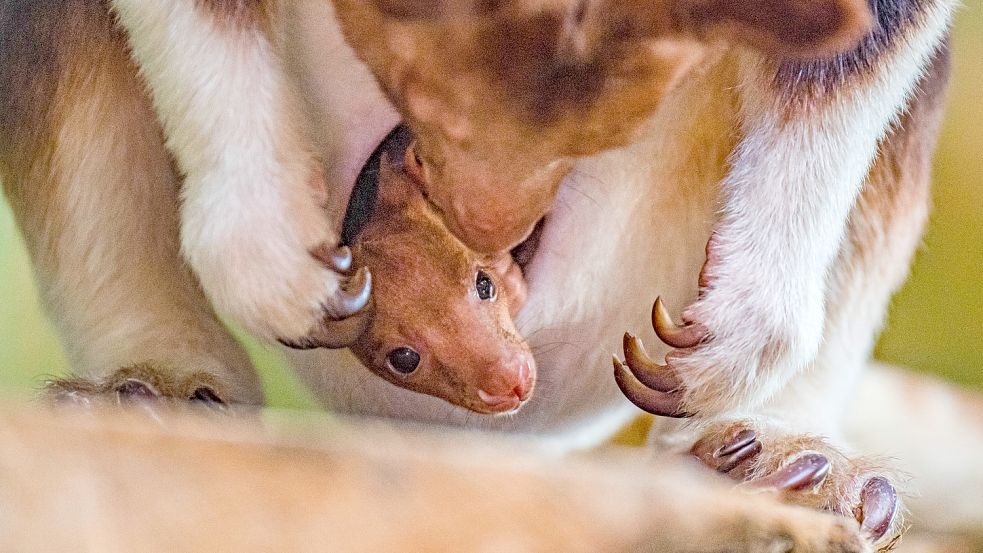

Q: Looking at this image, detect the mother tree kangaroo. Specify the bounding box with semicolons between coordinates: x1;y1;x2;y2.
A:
2;0;976;550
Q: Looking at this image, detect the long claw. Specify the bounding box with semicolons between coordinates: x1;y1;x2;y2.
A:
329;246;354;273
749;453;830;491
622;333;682;392
613;357;689;418
280;267;375;350
692;428;761;478
652;297;707;349
116;379;160;402
311;244;354;273
115;379;165;424
857;477;898;542
329;267;372;319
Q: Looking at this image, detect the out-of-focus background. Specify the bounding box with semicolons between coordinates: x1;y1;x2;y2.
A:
0;7;980;406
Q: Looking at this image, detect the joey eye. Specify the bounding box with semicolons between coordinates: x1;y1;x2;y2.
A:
387;347;421;375
475;270;496;301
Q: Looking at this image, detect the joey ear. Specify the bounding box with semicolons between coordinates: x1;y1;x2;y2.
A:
671;0;873;58
377;151;426;206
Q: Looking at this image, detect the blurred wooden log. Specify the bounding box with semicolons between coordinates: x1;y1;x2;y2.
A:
0;404;872;552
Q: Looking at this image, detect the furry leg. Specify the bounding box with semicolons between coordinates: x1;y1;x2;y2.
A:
648;0;956;416
0;0;262;403
648;38;952;550
108;0;371;347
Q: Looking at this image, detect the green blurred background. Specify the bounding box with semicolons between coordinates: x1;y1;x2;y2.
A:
1;8;980;406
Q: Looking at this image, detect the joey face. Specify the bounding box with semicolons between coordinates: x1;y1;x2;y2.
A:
334;0;872;254
349;146;535;415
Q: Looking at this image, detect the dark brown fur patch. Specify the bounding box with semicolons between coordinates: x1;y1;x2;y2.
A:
478;12;608;124
776;0;934;97
685;0;851;49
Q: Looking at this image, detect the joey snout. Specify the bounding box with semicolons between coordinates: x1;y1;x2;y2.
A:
474;352;536;414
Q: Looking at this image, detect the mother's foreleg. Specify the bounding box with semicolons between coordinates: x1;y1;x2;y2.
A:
108;0;371;349
622;0;956;416
643;38;952;550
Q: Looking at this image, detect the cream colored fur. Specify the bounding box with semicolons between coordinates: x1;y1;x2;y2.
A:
109;0;354;344
670;0;953;416
0;404;878;553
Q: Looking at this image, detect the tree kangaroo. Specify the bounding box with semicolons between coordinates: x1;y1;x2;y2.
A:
1;0;972;550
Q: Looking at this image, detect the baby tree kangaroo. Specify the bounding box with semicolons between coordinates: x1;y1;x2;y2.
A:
342;126;535;414
338;0;881;417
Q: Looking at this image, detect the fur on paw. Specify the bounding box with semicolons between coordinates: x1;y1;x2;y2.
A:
274;245;374;350
690;421;905;551
44;364;230;413
724;503;872;553
181;158;373;351
615;294;824;417
615;230;825;416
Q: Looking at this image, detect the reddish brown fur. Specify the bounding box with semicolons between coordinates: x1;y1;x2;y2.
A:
348;146;535;414
335;0;872;255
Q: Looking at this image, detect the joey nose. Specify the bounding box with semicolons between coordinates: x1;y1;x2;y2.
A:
477;355;536;411
513;360;533;401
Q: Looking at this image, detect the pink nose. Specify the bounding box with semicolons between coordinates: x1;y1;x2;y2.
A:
477;355;536;410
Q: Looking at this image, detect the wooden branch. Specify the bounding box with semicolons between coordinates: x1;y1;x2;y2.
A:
0;404;873;552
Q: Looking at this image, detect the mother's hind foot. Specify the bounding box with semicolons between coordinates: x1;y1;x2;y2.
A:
45;363;230;414
691;421;904;551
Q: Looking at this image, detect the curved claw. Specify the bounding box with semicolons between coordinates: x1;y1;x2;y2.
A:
311;244;354;274
693;428;761;477
190;387;227;413
652;297;707;349
329;245;354;273
749;453;831;492
716;429;757;457
857;477;898;542
280;267;375;350
622;333;682;392
613;357;690;418
327;266;373;319
116;379;161;402
115;378;166;423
